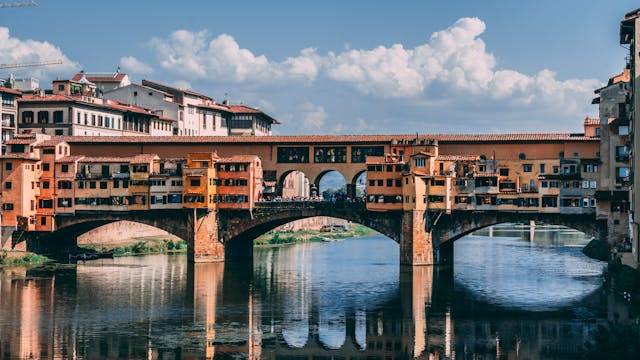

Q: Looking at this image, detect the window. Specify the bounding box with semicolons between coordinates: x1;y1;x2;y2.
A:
351;146;385;163
100;181;108;189
414;158;426;167
2;94;14;106
89;181;96;189
616;167;630;182
57;198;72;207
37;111;49;124
616;146;629;162
377;179;383;186
368;180;375;186
22;111;34;123
40;217;47;226
42;163;50;171
523;164;532;172
619;126;629;136
53;110;64;123
573;151;579;157
277;147;309;163
2;203;13;210
190;179;201;187
55;129;64;136
590;181;597;189
540;164;545;173
57;181;72;189
5;162;12;171
61;164;69;173
314;147;347;163
4;181;11;189
499;168;509;176
38;199;53;209
42;181;50;189
386;179;393;187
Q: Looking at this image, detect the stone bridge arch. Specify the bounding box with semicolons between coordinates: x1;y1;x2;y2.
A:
217;203;403;261
23;209;194;258
430;211;607;264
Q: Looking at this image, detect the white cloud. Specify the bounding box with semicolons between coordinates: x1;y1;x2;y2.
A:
299;102;327;132
171;80;192;90
148;18;600;122
119;56;153;75
0;27;78;80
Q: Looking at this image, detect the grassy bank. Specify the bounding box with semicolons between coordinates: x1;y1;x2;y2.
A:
255;224;376;246
0;250;51;267
78;235;187;256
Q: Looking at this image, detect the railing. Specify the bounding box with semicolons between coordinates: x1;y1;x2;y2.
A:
616;155;630;162
1;119;15;127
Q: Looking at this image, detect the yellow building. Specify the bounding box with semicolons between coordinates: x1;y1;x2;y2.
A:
183;152;218;209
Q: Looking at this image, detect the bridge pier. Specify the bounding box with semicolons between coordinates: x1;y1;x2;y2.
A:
188;210;225;263
400;210;434;265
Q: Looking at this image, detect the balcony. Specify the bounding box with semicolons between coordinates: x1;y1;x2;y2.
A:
112;172;130;179
520;186;538;193
184;168;207;176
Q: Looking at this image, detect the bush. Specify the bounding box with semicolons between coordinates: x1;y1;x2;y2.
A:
175;240;187;250
133;241;150;254
0;250;6;265
167;240;176;250
113;247;125;255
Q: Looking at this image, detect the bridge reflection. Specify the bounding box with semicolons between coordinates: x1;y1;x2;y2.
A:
0;254;604;359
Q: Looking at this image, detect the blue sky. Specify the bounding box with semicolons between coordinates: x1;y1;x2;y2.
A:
1;0;637;134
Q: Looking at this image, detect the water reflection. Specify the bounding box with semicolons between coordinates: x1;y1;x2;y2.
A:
0;231;609;359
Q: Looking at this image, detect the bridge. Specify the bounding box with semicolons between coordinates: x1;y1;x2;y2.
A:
20;201;607;265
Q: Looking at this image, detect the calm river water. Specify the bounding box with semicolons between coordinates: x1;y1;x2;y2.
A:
0;225;617;359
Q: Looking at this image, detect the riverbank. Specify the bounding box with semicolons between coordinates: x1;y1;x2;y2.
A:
255;224;376;246
78;235;188;256
0;250;51;268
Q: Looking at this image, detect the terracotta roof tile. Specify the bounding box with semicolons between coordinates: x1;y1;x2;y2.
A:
583;117;600;126
56;133;599;145
131;154;160;164
5;138;38;145
437;155;479;161
71;72;128;82
0;86;21;95
0;153;39;160
219;155;260;163
78;156;133;163
56;155;85;163
34;139;68;147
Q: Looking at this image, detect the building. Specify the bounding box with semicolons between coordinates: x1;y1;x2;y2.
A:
104;80;279;136
216;155;263;210
592;70;632;256
620;9;640;267
70;71;130;95
17;76;172;137
366;134;599;218
1;86;21;154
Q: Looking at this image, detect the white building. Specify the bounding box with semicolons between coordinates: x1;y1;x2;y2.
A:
1;86;21;154
104;79;278;136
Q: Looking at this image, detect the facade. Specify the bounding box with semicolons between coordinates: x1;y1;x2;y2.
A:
366;138;600;218
1;86;21;154
104;80;278;136
17;77;172;137
620;9;640;267
70;71;131;95
592;70;632;254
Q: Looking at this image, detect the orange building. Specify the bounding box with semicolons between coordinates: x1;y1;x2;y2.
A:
216;155;263;210
183;152;218;209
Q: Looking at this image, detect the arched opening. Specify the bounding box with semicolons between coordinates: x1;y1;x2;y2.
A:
316;170;347;201
452;221;605;311
277;170;312;200
77;220;184;253
353;171;367;201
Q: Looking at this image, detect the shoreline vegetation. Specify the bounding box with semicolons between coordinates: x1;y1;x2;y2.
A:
78;235;188;257
0;250;51;268
254;224;377;246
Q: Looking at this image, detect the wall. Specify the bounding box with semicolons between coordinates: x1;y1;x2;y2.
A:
76;220;171;245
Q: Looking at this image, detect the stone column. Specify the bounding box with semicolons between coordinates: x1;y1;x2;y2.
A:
400;210;434;265
188;209;225;263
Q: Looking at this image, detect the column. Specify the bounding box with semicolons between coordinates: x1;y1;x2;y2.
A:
188;209;225;263
400;210;434;265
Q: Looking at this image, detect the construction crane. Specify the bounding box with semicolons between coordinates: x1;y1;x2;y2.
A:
0;1;38;8
0;59;62;69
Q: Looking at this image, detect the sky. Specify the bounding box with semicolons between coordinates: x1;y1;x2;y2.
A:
0;0;638;135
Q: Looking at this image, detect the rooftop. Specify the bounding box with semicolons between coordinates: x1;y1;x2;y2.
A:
57;133;600;145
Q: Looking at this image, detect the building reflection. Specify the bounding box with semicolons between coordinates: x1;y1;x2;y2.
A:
0;247;608;359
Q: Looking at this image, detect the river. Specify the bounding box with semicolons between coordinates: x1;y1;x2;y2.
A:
0;225;618;359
